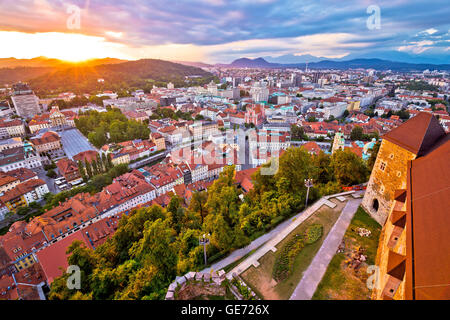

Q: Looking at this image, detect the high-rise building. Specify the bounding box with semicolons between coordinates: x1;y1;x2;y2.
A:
250;81;269;102
11;83;41;119
207;81;218;96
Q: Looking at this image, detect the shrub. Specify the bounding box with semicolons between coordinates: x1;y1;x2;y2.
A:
304;224;323;244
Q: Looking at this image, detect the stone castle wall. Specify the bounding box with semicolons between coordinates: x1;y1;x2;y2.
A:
361;139;416;225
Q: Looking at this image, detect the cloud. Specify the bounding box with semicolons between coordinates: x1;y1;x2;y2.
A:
0;0;449;62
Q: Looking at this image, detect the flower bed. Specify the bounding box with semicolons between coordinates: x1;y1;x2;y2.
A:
272;224;323;281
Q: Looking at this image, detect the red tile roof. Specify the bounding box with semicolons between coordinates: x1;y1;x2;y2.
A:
36;232;93;284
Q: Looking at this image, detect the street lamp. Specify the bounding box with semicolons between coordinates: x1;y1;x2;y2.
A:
199;233;210;266
304;178;314;207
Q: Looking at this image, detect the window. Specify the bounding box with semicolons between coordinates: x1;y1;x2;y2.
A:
372;199;379;212
380;161;387;171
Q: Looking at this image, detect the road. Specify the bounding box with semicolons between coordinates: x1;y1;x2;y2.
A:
289;197;362;300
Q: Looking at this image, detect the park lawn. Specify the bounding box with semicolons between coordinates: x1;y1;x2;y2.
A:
312;206;381;300
241;198;347;300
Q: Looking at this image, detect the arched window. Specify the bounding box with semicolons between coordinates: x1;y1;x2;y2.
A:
372;198;379;212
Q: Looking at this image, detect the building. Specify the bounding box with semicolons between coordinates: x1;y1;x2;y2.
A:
371;125;449;300
244;104;265;126
301;141;322;156
0;143;42;172
332;130;345;154
56;158;81;183
207;81;218;96
362;112;447;226
0;119;26;139
111;153;130;166
73;150;99;164
0;173;20;195
250;82;269;102
123;110;148;123
249;130;291;151
29;131;62;155
189;121;219;140
49;106;67;127
28;119;50;134
0;137;23;152
150;132;166;151
10;83;41;119
0;179;49;212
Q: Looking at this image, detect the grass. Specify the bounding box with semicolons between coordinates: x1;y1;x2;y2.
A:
312;206;381;300
241;198;346;300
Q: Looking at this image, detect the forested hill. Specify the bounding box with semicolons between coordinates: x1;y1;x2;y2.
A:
0;59;214;94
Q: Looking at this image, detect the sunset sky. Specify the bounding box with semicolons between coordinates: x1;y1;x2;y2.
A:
0;0;449;63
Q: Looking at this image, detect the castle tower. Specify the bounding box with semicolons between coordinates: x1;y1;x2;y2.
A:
331;129;345;154
362;112;446;225
369;115;449;300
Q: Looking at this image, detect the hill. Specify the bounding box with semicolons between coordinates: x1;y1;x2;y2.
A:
0;59;214;94
0;57;126;69
171;60;213;68
0;67;54;86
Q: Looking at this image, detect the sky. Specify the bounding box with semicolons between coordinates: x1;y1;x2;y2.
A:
0;0;448;63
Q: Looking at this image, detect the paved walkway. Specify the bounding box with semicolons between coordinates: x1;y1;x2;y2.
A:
200;191;355;278
289;198;361;300
201;193;353;275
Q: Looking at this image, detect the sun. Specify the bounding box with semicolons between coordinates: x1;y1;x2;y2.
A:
0;31;128;62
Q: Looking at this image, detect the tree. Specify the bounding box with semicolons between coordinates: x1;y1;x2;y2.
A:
77;160;87;182
96;153;104;173
129;218;178;282
291;124;307;141
84;160;93;179
91;174;112;191
88;128;107;148
106;153;113;170
167;196;184;233
46;169;57;178
350;126;364;141
91;159;99;175
330;149;369;186
343;109;350;118
101;153;109;171
314;151;333;184
367;141;381;171
189;191;208;225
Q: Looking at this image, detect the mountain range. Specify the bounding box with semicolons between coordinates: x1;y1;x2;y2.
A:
217;57;450;71
262;51;450;65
